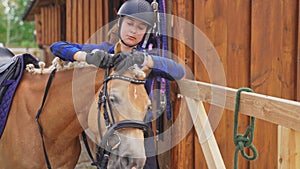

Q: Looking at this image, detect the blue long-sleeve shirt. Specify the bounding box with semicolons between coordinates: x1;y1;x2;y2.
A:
50;41;185;81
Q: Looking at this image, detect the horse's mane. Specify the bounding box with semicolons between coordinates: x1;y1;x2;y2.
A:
25;57;90;74
26;57;146;79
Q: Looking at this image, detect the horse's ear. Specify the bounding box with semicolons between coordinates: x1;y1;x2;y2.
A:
141;66;151;77
128;64;146;80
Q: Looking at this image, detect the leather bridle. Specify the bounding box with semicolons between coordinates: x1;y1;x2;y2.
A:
87;68;151;169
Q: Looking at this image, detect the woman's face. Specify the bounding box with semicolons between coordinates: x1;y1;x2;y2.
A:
120;16;148;46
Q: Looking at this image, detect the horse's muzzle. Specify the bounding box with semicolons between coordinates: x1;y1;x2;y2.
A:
96;120;151;169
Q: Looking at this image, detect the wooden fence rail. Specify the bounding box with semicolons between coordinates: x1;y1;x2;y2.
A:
178;79;300;131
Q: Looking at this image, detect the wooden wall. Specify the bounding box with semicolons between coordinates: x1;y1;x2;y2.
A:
171;0;300;168
39;5;62;46
65;0;110;44
34;4;63;66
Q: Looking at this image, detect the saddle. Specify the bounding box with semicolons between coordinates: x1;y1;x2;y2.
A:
0;53;38;138
0;56;21;103
0;47;14;65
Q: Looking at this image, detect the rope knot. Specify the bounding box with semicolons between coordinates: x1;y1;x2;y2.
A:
233;88;259;169
234;134;249;150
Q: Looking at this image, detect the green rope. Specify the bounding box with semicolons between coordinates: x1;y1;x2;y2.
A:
233;88;258;169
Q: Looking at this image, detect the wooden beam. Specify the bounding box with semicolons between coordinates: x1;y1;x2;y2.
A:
178;79;300;131
185;97;226;169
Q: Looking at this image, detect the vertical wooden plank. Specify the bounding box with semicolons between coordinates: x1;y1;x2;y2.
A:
296;1;300;169
103;0;109;42
172;0;195;169
52;5;58;43
71;0;78;43
295;131;300;169
43;8;47;45
54;6;57;42
57;5;61;41
224;1;251;169
251;1;279;169
51;6;55;43
41;8;45;45
277;1;299;169
49;7;52;44
46;6;54;45
47;7;51;44
251;1;279;168
298;0;300;102
45;7;49;45
96;0;103;43
66;0;72;42
194;0;209;169
89;0;96;43
77;0;83;44
49;7;52;43
279;127;300;169
194;0;241;168
83;0;90;42
194;0;228;83
251;0;297;168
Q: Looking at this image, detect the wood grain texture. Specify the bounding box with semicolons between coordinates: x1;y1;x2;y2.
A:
77;0;83;44
171;0;195;168
66;0;72;41
251;0;298;168
193;0;251;168
71;0;77;43
83;0;90;42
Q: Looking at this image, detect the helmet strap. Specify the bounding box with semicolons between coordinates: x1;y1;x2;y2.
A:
141;29;151;48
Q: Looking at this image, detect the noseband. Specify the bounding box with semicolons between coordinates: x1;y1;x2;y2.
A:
91;68;151;169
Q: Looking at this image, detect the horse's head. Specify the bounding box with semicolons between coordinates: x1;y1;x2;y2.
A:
88;64;151;169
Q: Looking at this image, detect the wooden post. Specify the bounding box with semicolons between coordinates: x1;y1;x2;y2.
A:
185;97;226;169
295;1;300;168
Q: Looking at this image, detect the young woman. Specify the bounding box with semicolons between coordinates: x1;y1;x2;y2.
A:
50;0;185;168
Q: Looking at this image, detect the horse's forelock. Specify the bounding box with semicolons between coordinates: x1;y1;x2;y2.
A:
128;64;146;80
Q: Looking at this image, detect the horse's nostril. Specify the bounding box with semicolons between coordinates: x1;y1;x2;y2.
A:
120;155;131;168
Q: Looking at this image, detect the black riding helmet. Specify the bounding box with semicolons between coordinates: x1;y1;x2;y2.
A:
117;0;155;47
117;0;155;28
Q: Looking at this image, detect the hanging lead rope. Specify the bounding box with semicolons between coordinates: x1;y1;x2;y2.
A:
233;88;258;169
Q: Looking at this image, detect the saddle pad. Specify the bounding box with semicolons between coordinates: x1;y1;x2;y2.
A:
0;53;38;138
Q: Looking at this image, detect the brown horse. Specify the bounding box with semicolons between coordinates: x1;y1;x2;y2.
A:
0;59;151;169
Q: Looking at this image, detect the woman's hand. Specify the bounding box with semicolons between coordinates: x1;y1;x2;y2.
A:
113;50;153;74
85;50;113;68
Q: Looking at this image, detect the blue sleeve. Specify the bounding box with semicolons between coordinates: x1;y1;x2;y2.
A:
50;41;113;61
149;55;185;81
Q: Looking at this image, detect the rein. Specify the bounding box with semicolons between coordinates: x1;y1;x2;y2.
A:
36;68;57;169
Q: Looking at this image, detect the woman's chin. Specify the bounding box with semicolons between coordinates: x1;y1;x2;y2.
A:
123;39;138;46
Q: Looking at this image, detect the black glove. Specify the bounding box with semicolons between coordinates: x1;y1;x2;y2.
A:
113;50;145;74
85;50;112;68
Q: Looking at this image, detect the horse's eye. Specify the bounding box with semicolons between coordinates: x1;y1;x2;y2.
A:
109;96;115;103
109;95;119;104
147;104;152;111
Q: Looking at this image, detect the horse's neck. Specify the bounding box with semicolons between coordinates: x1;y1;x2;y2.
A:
20;67;104;140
